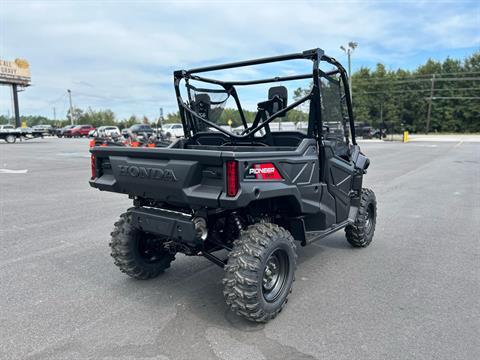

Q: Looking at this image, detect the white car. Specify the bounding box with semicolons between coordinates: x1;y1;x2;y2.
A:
232;124;265;137
0;124;15;132
16;127;34;134
32;124;53;133
269;122;297;132
162;123;184;138
90;126;121;137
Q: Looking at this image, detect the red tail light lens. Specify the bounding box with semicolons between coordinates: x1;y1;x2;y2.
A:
91;154;96;179
226;160;239;197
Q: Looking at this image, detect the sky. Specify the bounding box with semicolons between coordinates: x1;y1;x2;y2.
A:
0;0;479;121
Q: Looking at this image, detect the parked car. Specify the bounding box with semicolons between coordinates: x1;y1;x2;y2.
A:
65;125;95;137
56;125;77;137
64;126;79;137
162;123;184;138
89;126;121;138
232;124;265;137
32;124;54;135
370;128;387;139
122;124;154;138
16;127;34;134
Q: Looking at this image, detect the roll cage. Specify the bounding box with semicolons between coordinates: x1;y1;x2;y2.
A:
173;48;356;145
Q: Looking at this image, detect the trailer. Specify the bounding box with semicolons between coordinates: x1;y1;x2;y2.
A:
0;126;45;143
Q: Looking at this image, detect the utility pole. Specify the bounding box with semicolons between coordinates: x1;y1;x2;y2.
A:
53;107;56;122
380;101;383;125
159;107;164;130
340;41;358;103
425;74;435;134
67;89;74;125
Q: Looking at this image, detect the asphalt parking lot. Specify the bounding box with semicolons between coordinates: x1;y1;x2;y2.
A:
0;137;479;360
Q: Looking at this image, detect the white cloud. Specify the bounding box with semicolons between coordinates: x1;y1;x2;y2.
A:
0;0;478;119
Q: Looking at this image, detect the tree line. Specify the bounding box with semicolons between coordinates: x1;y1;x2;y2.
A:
351;51;479;133
1;52;478;133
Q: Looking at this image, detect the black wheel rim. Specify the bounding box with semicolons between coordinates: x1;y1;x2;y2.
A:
365;203;374;234
262;249;289;302
137;236;166;264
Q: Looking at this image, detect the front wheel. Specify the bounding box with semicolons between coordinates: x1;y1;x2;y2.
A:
345;188;377;247
110;210;175;279
223;222;297;322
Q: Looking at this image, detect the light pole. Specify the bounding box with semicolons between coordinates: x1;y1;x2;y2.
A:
67;89;74;125
340;41;358;102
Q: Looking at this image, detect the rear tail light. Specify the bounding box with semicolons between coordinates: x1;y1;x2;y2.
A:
91;154;96;179
226;160;239;197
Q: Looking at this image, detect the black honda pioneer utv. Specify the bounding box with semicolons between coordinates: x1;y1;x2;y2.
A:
90;48;376;322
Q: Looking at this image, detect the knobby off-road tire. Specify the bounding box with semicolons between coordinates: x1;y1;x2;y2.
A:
223;222;297;322
345;188;377;247
110;210;175;280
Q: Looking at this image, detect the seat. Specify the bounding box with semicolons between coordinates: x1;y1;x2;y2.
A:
193;93;211;131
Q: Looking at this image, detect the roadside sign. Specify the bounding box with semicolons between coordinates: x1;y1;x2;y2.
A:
0;58;31;86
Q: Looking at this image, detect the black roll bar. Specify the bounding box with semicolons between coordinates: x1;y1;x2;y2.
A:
173;48;356;144
186;50;321;75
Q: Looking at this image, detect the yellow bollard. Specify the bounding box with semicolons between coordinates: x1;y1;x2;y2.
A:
403;131;409;143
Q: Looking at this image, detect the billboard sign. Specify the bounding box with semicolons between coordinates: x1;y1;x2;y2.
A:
0;58;31;86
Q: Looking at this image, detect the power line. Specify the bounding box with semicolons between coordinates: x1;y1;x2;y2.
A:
353;77;480;85
357;87;480;95
404;71;480;77
74;91;112;100
427;97;480;100
45;93;67;105
352;71;480;82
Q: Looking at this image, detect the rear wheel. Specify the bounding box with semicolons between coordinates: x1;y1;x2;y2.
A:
110;210;175;279
5;134;16;143
345;188;377;247
223;222;297;322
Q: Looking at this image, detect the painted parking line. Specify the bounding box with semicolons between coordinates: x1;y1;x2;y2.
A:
454;139;464;148
57;152;90;158
0;169;28;174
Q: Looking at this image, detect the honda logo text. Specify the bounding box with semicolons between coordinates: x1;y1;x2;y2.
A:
118;165;177;182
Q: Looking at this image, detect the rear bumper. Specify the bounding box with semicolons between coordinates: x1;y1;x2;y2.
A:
130;207;199;245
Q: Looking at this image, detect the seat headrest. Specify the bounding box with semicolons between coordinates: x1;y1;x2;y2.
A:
194;94;211;119
268;86;288;116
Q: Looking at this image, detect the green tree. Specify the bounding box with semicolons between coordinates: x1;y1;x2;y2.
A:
79;108;116;127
